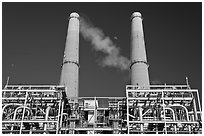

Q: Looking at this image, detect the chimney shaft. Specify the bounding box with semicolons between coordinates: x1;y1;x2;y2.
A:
60;12;80;98
130;12;150;88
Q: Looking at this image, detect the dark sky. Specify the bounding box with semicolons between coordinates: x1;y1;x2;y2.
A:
2;2;202;100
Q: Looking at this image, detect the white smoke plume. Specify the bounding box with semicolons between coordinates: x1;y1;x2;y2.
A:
80;17;130;71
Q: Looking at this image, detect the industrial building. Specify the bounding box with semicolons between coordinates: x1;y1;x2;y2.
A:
2;12;202;134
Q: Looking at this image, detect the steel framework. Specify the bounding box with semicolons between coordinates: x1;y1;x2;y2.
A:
2;84;202;134
126;85;202;134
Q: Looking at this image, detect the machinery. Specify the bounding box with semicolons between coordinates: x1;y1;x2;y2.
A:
126;84;202;134
2;12;202;134
2;84;202;134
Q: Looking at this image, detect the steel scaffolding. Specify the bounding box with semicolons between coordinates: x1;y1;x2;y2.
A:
2;85;127;134
2;85;64;134
126;85;202;134
2;84;202;134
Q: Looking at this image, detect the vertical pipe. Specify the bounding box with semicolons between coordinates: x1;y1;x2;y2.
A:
93;97;96;134
19;91;28;134
193;97;198;120
44;106;51;133
126;92;129;134
59;101;64;134
196;90;202;119
60;12;80;98
130;12;150;89
56;97;62;134
162;91;167;134
139;106;143;133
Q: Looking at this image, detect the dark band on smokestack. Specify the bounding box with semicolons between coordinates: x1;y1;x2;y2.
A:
130;12;150;89
60;12;80;99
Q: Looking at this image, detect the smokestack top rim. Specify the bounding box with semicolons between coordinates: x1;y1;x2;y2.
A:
131;12;142;20
70;12;80;19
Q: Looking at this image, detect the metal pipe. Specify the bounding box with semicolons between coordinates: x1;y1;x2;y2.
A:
11;106;32;133
19;91;28;134
126;93;130;134
2;120;58;123
59;101;64;132
56;98;62;134
139;106;143;133
2;104;22;114
165;107;176;121
13;106;32;120
44;106;51;133
196;90;202;119
162;91;167;134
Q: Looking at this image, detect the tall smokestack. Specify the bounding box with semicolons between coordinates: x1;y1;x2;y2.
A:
130;12;150;89
60;12;80;98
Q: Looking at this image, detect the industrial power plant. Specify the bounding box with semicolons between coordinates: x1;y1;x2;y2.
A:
2;12;202;134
